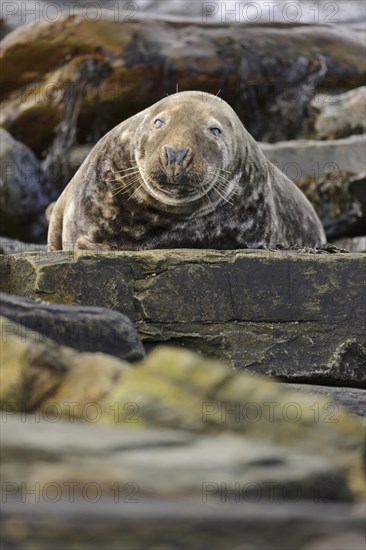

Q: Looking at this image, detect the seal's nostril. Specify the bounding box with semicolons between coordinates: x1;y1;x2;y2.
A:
165;146;176;164
176;148;189;163
165;147;189;165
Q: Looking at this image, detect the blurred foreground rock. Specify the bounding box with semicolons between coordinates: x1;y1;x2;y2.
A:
0;316;131;413
1;304;365;548
1;414;365;549
281;383;366;418
1;249;364;387
1;330;364;498
0;292;145;362
0;128;56;241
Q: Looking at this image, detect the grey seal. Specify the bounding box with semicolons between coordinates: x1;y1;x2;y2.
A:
48;91;326;251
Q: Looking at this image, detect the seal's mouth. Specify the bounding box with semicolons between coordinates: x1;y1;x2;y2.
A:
155;178;200;197
147;179;211;205
135;152;228;208
139;165;215;206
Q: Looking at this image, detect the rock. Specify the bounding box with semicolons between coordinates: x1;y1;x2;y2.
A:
1;415;353;501
348;172;366;235
4;0;366;28
332;236;366;253
0;316;130;413
1;334;365;545
1;415;365;549
0;17;11;40
42;144;94;189
1;497;365;550
307;86;366;140
100;347;364;448
1;249;364;387
4;324;365;489
1;341;365;495
260;136;366;239
66;144;94;178
260;136;366;179
0;292;144;362
2;330;364;494
0;128;56;242
281;383;366;418
295;171;365;240
0;237;47;254
1;16;365;157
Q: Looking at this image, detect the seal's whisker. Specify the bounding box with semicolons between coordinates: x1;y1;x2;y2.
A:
206;169;232;177
112;177;141;196
110;174;141;184
113;165;139;172
111;175;141;186
213;187;234;205
217;178;236;193
113;174;141;181
198;181;214;209
215;180;238;198
128;184;143;201
114;167;140;174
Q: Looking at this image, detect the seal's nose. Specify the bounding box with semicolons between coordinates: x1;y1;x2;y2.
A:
165;147;189;165
163;146;190;182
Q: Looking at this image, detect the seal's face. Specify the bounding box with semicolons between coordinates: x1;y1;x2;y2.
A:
133;93;240;208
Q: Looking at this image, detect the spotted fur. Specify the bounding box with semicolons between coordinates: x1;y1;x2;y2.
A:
48;91;326;251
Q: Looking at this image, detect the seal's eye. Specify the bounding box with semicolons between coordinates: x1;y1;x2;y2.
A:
209;126;222;137
154;118;165;128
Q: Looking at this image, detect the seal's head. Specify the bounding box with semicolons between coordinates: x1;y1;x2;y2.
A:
130;91;244;208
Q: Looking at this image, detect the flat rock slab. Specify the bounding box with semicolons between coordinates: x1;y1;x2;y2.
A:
2;499;365;550
0;292;144;362
1;415;350;500
332;236;366;253
259;135;366;179
1;416;365;549
1;249;365;386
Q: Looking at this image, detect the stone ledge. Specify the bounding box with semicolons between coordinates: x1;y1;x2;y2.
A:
1;250;365;386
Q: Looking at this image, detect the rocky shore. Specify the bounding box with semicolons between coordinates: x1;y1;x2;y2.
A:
1;8;365;550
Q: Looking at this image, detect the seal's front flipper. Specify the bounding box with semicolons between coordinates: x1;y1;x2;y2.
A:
76;236;111;251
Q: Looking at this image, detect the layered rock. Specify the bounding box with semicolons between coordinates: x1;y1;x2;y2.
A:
306;86;366;140
1;16;365;157
1;292;365;548
1;326;364;500
0;292;145;362
332;236;366;253
0;315;131;412
0;128;56;241
1;249;364;386
260;137;366;239
2;414;365;549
